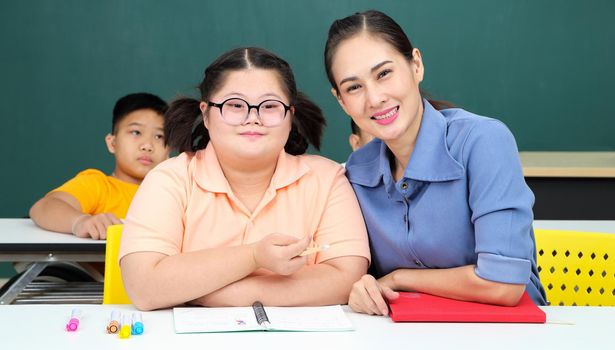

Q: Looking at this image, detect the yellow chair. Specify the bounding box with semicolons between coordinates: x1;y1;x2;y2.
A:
535;229;615;306
103;224;131;304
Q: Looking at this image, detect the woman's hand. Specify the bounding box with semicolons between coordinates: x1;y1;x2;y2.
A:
348;274;399;315
251;233;310;275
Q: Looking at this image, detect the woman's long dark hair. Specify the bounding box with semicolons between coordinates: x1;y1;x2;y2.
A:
324;10;453;110
165;47;325;155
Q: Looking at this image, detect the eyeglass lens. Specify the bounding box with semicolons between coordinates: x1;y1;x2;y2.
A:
221;98;287;126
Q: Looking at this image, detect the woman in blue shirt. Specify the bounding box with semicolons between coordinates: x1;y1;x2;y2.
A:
324;10;546;315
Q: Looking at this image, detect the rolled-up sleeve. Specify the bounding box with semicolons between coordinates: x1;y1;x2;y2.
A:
464;120;535;284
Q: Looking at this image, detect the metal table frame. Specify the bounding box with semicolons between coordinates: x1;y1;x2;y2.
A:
0;219;105;305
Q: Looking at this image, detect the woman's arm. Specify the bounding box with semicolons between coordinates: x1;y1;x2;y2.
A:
192;256;368;307
384;265;525;305
349;266;525;315
121;233;311;311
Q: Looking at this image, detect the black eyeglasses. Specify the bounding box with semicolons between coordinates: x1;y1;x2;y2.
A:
207;97;292;127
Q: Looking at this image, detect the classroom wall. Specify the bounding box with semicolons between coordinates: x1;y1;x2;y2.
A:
1;1;614;220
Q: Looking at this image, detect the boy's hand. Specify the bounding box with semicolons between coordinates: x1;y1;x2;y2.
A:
251;233;310;275
72;213;122;240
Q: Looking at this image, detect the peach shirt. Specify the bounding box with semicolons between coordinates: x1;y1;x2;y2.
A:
119;143;370;269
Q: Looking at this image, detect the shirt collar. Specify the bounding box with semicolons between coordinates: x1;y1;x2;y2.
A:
194;143;310;193
346;100;464;187
400;100;464;182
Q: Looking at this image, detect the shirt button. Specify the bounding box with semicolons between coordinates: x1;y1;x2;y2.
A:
401;182;408;190
414;259;422;266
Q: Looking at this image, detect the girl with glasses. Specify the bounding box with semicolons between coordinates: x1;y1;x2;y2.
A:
118;47;370;311
324;10;546;315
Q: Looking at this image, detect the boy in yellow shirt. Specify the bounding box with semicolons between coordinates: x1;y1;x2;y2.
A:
30;92;170;240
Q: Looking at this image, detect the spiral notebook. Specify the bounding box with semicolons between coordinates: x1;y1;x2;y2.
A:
388;291;546;323
173;302;354;333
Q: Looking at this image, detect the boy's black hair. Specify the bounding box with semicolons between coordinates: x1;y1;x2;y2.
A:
111;92;168;134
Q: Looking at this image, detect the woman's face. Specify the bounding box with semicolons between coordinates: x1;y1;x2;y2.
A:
200;68;292;163
330;33;425;144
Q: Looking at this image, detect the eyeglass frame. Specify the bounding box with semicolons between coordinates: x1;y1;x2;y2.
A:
206;97;293;127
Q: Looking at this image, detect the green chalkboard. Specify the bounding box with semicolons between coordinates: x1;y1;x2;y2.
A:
1;0;614;223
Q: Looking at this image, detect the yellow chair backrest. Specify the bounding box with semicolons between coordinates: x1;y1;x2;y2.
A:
535;229;615;306
103;224;131;304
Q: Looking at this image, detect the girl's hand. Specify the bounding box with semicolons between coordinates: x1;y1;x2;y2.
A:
252;233;310;275
348;274;399;315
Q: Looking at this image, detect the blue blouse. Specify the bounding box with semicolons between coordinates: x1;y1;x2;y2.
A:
345;100;546;305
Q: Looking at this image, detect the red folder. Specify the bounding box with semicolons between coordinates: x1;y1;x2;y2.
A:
388;291;545;323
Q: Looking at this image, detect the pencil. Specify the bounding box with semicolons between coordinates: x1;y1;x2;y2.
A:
299;244;330;256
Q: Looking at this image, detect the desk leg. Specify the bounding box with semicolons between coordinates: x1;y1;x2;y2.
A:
0;262;49;305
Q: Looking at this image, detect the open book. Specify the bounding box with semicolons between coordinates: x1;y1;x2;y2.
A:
173;303;354;333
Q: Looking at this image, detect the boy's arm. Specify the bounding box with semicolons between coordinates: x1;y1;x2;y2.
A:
29;192;120;240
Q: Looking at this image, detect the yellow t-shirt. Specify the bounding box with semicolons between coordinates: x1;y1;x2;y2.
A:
51;169;139;218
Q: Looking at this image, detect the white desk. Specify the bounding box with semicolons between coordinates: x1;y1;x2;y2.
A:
0;218;105;255
0;304;612;349
0;219;105;304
